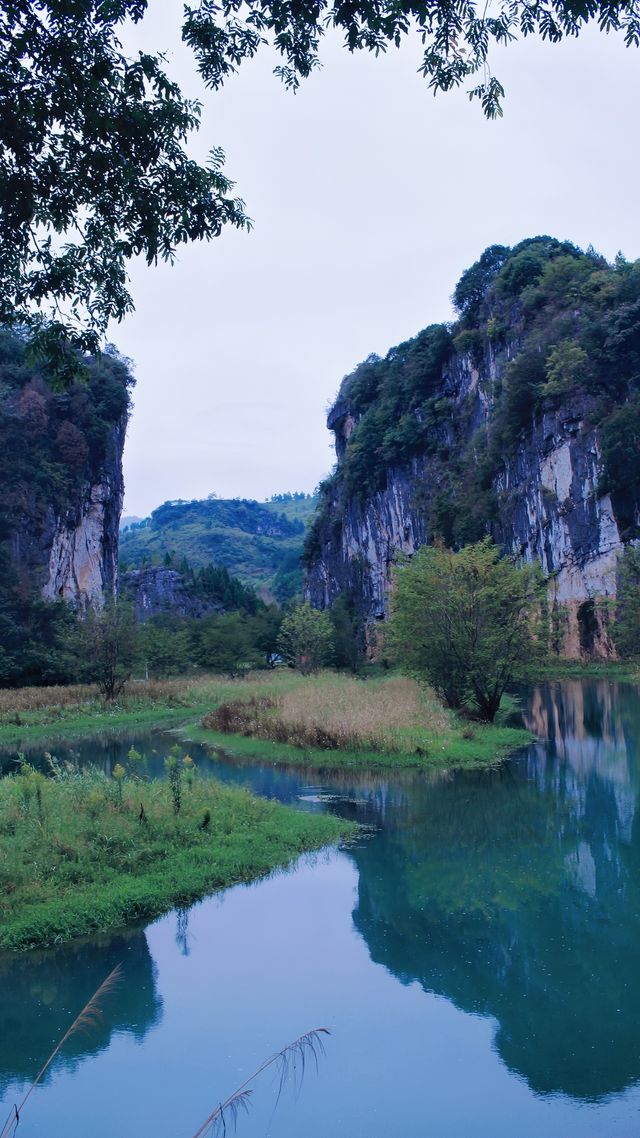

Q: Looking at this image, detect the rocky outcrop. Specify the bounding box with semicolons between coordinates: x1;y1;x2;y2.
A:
42;417;126;611
492;405;622;657
306;342;637;659
122;566;222;622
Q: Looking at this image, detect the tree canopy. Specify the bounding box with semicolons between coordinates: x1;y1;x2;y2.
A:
614;545;640;658
277;602;334;673
388;539;542;720
2;1;639;361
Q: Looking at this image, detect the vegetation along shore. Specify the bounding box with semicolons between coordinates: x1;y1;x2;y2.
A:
0;747;354;952
0;671;531;770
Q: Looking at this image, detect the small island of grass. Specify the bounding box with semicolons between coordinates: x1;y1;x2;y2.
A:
0;754;354;952
195;671;531;770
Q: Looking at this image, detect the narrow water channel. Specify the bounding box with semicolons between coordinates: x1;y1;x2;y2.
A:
1;679;640;1137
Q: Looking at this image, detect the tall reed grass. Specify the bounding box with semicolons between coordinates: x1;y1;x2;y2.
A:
204;674;450;754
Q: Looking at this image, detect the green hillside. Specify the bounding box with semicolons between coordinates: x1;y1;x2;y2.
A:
119;493;318;602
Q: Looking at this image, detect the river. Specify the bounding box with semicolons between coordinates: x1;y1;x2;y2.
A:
1;679;640;1137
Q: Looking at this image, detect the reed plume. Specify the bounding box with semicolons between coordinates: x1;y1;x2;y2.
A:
190;1027;330;1138
0;964;122;1138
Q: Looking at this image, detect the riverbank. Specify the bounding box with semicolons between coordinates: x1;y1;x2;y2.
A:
520;659;640;682
0;672;533;771
0;755;354;951
195;671;531;770
0;678;223;751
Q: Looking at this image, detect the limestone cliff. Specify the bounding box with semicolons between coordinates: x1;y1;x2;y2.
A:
42;415;126;610
305;238;640;658
122;567;220;621
0;332;132;620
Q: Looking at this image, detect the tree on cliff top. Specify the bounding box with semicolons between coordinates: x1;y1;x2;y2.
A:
2;2;639;367
388;539;542;721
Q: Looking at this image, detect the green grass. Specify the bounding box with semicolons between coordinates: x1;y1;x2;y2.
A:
184;720;531;770
0;671;533;770
518;659;640;682
0;677;241;750
194;670;533;770
0;759;354;951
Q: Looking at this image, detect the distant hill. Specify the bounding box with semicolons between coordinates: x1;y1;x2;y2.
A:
119;493;318;602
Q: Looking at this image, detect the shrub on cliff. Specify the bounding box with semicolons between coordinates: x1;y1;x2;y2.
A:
388;539;542;721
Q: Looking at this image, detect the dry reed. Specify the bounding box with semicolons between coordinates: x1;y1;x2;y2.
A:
191;1028;329;1138
0;676;219;719
204;674;449;753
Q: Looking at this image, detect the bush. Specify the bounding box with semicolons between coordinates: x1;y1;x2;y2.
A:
613;545;640;657
277;603;334;674
388;539;542;721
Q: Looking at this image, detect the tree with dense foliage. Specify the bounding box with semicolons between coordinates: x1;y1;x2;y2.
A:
277;603;334;674
135;616;193;678
192;611;265;675
613;545;640;658
330;594;365;672
3;4;639;360
388;539;542;721
76;600;137;699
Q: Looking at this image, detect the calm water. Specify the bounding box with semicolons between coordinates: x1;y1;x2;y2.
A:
2;680;640;1137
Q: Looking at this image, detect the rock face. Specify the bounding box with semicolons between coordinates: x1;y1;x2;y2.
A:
0;334;133;617
306;340;637;660
122;567;221;622
42;417;126;611
492;402;621;657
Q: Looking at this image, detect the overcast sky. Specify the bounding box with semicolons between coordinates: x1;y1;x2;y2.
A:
115;11;640;518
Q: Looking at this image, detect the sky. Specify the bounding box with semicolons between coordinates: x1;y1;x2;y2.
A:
115;10;640;518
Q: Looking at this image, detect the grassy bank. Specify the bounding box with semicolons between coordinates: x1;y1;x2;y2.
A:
196;671;532;770
0;672;531;769
0;756;354;951
518;659;640;683
0;678;225;750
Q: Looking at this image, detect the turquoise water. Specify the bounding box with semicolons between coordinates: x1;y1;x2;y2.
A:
2;679;640;1136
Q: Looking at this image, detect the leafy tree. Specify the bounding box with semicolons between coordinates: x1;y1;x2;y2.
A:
329;594;365;673
135;616;192;677
0;1;249;361
277;603;334;674
388;539;542;721
193;611;264;675
3;4;639;360
252;607;284;668
453;244;509;325
613;545;640;658
76;600;137;699
599;398;640;503
544;340;589;396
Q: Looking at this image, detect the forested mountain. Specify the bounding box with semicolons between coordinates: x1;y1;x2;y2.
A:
0;330;132;684
305;237;640;658
120;492;317;602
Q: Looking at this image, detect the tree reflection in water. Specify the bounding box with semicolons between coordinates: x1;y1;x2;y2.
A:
350;680;640;1101
0;928;162;1096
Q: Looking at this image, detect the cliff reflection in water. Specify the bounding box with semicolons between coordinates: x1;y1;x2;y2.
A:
0;928;163;1095
350;680;640;1102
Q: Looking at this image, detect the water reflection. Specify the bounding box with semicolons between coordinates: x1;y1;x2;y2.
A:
1;680;640;1124
0;929;162;1096
351;680;640;1101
